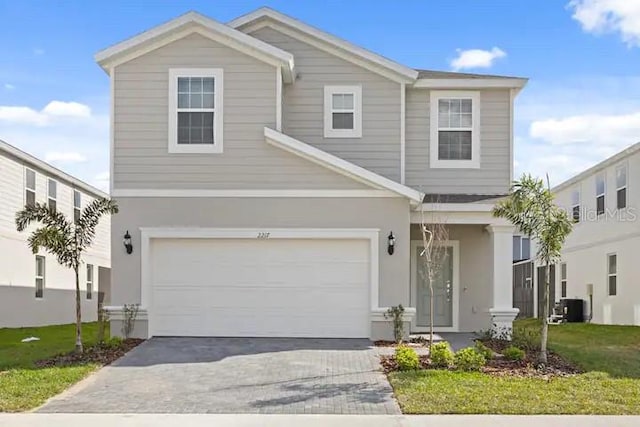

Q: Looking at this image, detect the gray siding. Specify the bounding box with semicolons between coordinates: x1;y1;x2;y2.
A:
248;27;402;182
406;88;511;194
113;33;366;190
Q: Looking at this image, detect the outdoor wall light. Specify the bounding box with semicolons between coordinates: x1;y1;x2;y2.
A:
387;232;395;255
123;230;133;254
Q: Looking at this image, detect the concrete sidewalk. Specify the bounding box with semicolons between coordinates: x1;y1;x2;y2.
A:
1;414;639;426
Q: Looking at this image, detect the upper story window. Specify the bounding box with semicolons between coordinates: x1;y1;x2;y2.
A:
48;179;57;212
324;85;362;138
616;164;627;209
595;173;605;216
512;235;531;262
168;68;224;154
25;168;36;208
73;190;81;223
430;91;480;169
571;188;580;223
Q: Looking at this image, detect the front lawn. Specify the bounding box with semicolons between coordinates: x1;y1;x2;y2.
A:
0;323;101;412
388;321;640;414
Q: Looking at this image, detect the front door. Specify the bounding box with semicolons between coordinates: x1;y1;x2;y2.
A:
413;243;456;329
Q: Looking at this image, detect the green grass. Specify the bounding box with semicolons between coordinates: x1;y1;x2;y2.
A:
389;321;640;414
0;323;102;412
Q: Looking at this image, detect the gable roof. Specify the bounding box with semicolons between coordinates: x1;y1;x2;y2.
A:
553;141;640;193
0;139;108;199
95;11;296;82
264;127;424;204
228;7;419;83
416;69;525;80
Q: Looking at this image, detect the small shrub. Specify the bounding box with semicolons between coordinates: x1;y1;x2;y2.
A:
454;347;486;371
395;345;420;371
474;340;493;360
503;345;526;361
104;336;123;348
384;305;405;344
512;326;541;352
430;341;454;368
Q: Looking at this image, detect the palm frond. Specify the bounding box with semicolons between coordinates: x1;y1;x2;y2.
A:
16;202;71;235
76;198;119;250
27;227;76;268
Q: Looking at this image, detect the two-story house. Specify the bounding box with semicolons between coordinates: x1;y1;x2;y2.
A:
552;142;640;325
98;8;527;340
0;139;111;327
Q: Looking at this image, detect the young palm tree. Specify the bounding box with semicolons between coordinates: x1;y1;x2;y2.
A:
493;174;572;364
16;198;118;353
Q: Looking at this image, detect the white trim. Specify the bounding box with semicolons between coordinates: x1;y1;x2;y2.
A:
139;227;380;338
323;85;362;138
276;66;282;132
111;189;399;198
264;127;424;204
95;12;296;82
168;68;224;154
419;202;495;212
228;8;418;82
370;307;416;322
410;240;460;332
414;78;527;89
400;83;406;184
429;90;480;169
109;68;115;194
509;88;515;182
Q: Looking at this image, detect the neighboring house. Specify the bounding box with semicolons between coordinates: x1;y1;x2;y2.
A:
97;7;528;340
553;142;640;325
0;139;111;328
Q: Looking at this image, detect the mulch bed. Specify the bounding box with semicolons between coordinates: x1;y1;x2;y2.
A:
381;339;580;378
35;339;144;368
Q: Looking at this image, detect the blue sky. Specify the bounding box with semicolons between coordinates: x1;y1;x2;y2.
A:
1;0;639;191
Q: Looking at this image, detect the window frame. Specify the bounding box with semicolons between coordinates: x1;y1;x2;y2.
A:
512;235;531;262
47;178;57;212
430;90;480;169
595;172;605;216
25;168;36;208
616;164;627;210
73;190;81;223
571;187;581;223
86;264;94;300
168;68;224;154
35;255;45;299
323;85;362;138
560;262;567;298
607;253;617;296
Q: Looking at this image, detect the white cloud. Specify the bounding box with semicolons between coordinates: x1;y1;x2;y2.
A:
4;83;15;90
0;101;92;126
569;0;640;46
450;47;506;71
530;111;640;145
45;151;87;164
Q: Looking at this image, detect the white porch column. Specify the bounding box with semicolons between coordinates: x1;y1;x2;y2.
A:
486;223;519;340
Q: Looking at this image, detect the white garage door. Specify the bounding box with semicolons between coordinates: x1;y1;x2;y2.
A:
149;237;370;338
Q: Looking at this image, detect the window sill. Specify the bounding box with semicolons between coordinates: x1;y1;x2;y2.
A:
323;130;362;139
430;159;480;169
168;144;223;154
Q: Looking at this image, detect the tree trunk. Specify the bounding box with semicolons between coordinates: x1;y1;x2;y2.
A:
539;262;550;364
429;273;434;353
74;265;83;353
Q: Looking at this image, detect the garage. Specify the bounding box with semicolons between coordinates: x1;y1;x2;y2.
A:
147;232;373;338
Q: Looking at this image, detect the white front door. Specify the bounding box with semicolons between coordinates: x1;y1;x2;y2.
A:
149;237;371;338
410;240;460;332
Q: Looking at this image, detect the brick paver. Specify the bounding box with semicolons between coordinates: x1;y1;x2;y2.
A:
38;338;400;415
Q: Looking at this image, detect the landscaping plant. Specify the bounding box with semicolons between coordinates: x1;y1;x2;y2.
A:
16;199;118;353
395;345;420;371
503;346;526;361
493;174;572;364
430;341;454;368
384;304;405;344
454;347;486;371
474;340;493;361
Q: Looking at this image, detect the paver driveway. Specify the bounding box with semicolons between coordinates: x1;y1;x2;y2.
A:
38;338;400;414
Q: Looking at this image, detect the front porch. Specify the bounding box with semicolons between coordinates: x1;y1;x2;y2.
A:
405;203;519;338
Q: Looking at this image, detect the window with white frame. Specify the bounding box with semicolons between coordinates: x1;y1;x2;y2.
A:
616;164;627;209
512;235;531;262
323;85;362;138
73;190;81;223
560;262;567;298
25;168;36;208
571;188;580;223
595;173;605;216
48;179;57;212
168;68;223;153
607;253;617;296
86;264;93;300
35;256;45;299
430;91;480;168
